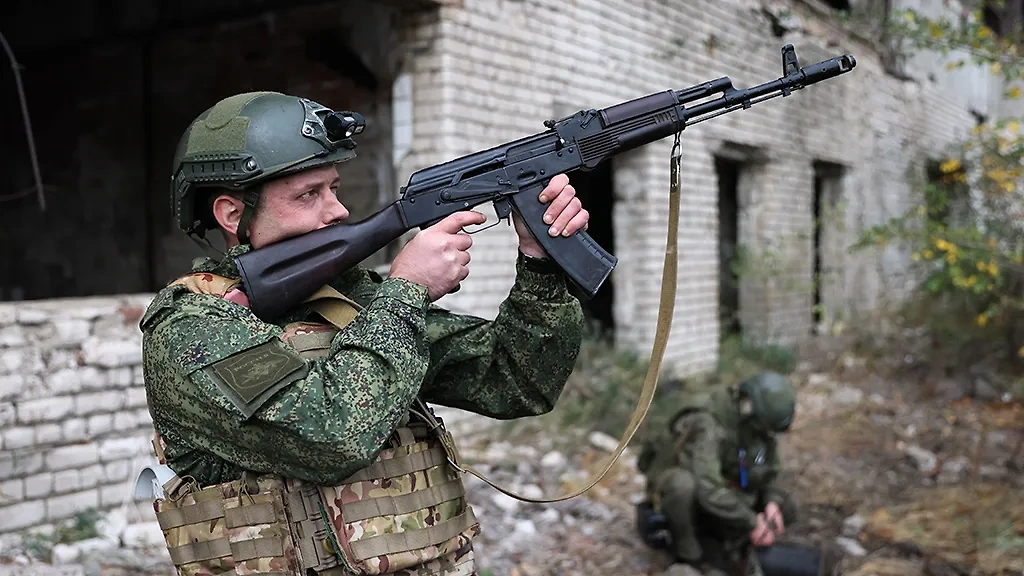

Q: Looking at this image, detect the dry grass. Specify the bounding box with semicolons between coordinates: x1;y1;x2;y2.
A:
863;483;1024;574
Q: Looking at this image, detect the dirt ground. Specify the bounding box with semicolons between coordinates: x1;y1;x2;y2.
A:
453;335;1024;576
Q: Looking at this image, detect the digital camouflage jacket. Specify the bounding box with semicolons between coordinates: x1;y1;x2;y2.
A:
140;244;585;487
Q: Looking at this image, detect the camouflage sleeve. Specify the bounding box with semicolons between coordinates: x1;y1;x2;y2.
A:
682;413;759;536
141;276;434;486
413;253;585;419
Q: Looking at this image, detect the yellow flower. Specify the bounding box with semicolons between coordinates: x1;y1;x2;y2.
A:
977;261;987;271
987;261;998;276
977;314;988;327
946;252;958;264
924;249;934;259
966;275;977;287
1003;181;1016;193
912;252;921;261
978;26;992;39
988;237;998;249
1008;86;1023;100
991;62;1002;74
939;158;961;173
1009;120;1021;133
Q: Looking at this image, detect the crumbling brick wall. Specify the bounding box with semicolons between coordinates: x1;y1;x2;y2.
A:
0;296;156;533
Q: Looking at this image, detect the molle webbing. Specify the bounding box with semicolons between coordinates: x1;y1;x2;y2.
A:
349;507;478;561
156;498;278;530
341;479;465;523
155;476;297;575
341;444;448;483
168;536;284;565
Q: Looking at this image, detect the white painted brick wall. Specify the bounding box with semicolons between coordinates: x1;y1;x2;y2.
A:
398;0;996;375
0;295;159;534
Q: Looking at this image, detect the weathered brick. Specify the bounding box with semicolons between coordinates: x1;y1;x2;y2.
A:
45;443;99;471
17;308;49;325
99;437;149;461
0;348;44;375
99;483;128;508
103;460;131;483
79;367;107;390
0;478;25;502
53;469;81;493
78;464;103;489
0;499;46;531
87;414;113;436
113;411;138;431
50;318;92;347
45;348;81;370
17;396;75;423
46;369;82;394
23;472;54;499
61;418;88;442
0;451;44;478
108;367;133;387
0;306;15;325
125;387;148;408
0;402;14;428
81;339;142;368
34;423;61;445
75;391;125;416
0;325;27;348
135;408;153;426
2;426;33;450
46;488;99;521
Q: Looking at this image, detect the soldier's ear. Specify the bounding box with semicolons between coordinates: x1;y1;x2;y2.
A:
739;398;753;415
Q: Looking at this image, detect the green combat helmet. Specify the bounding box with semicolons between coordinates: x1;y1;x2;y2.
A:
739;371;796;432
170;91;365;244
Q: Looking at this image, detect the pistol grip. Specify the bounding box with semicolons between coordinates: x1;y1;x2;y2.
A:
509;186;617;298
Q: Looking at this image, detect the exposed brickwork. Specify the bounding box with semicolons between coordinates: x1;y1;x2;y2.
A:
0;296;157;533
401;0;994;374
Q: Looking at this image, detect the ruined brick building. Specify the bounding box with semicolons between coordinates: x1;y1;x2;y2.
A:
0;0;1016;532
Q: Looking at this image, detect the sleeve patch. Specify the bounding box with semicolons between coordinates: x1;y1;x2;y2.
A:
205;340;308;419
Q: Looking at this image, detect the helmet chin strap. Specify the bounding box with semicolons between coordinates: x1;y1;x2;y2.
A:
235;188;261;245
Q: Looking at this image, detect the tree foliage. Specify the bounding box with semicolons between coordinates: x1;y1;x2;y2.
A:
851;1;1024;369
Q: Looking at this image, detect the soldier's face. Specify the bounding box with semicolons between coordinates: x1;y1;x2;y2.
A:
245;165;350;248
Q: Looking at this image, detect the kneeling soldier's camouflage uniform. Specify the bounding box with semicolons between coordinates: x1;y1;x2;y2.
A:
638;373;798;576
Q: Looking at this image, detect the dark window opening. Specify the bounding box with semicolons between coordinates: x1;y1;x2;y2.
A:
716;156;742;338
813;161;844;332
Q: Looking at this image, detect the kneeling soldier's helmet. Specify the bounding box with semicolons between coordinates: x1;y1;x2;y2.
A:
739;371;796;432
169;91;365;243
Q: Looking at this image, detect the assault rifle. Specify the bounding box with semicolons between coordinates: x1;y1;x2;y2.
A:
235;44;856;321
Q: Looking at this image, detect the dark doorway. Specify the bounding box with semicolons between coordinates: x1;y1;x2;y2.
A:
812;160;844;333
716;156;742;337
567;161;616;335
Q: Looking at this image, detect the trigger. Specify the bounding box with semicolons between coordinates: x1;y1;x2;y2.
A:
494;198;512;221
